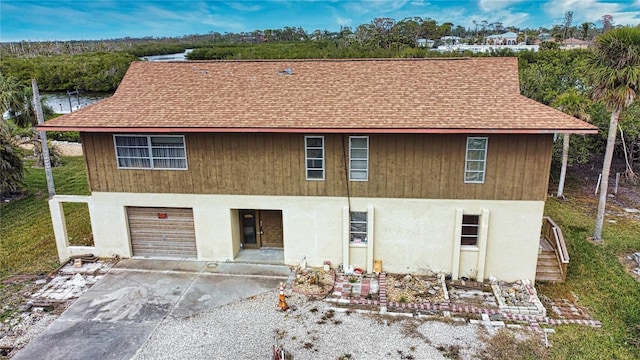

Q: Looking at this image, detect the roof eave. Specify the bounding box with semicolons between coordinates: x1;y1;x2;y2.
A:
36;125;599;135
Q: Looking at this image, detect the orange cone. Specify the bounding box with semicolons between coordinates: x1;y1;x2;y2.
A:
277;282;289;311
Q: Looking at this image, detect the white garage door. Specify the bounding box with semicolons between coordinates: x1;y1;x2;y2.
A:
127;207;197;259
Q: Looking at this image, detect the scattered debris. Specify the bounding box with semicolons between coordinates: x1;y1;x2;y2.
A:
0;259;113;357
495;280;537;307
387;274;445;304
292;268;334;297
620;252;640;282
448;281;497;308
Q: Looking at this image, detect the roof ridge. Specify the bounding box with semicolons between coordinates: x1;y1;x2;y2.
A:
158;57;479;64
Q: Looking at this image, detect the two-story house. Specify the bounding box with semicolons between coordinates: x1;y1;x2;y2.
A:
40;58;596;282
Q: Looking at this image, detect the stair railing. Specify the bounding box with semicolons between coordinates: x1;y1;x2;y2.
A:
541;216;569;282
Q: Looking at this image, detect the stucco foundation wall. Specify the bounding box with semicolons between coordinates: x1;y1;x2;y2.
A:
351;198;544;281
51;193;543;282
88;192;346;267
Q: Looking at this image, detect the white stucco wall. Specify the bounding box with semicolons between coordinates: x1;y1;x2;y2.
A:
49;193;544;281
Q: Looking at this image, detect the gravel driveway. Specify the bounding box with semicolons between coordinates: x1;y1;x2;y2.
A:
134;291;485;360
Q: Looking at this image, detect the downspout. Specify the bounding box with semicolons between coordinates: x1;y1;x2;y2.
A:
342;135;351;269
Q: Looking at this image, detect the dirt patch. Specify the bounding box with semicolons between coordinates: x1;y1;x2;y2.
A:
292;268;334;297
387;274;445;304
566;156;640;209
19;140;82;157
478;328;550;360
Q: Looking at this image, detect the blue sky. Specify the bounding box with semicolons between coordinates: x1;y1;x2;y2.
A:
1;0;639;42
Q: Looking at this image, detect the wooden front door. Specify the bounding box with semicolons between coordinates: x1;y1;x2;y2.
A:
260;210;284;248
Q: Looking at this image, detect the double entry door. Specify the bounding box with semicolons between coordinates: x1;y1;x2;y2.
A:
239;210;283;249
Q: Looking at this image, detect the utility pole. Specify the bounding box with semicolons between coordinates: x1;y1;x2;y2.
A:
32;79;56;197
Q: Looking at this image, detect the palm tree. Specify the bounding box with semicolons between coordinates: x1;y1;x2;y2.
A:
580;22;594;40
588;27;640;242
0;122;24;195
0;73;27;195
0;73;28;122
0;73;53;128
552;90;591;198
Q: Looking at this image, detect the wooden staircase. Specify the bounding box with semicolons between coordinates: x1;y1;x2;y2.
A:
536;217;569;283
536;241;564;282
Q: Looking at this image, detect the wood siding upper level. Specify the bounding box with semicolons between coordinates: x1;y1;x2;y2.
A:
81;132;553;201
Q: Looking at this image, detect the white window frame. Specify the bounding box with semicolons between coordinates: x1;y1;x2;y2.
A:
305;136;325;180
114;134;187;170
350;211;368;244
464;137;488;183
461;214;480;246
349;136;369;181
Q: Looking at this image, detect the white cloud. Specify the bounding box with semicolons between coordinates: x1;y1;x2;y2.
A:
490;10;531;27
226;2;262;12
344;0;409;15
543;0;640;26
120;3;244;35
440;6;530;30
334;15;352;27
469;0;536;28
411;0;430;6
478;0;527;12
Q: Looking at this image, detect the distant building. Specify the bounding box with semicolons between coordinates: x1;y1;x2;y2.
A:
486;32;518;45
561;37;590;49
538;32;552;41
417;38;435;48
435;43;539;53
440;36;462;45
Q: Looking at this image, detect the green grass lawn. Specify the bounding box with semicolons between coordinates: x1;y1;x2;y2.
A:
540;195;640;359
1;157;639;358
0;157;90;280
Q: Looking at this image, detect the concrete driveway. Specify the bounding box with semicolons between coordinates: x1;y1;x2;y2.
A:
14;259;291;360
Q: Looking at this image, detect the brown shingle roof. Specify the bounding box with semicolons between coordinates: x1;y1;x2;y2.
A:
40;58;597;134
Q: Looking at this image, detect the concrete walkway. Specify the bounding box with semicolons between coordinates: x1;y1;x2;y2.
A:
14;259;291;360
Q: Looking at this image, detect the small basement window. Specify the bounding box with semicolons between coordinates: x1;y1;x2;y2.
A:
461;214;480;246
350;211;368;244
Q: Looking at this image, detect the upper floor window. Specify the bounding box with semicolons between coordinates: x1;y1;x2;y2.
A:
464;137;488;183
114;135;187;170
305;136;324;180
350;211;368;243
349;136;369;181
461;214;480;246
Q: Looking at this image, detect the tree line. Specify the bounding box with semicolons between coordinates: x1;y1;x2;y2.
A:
0;13;616;58
0;13;627;92
0;52;136;92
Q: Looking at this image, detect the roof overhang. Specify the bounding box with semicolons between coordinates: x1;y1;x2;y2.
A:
36;126;599;135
